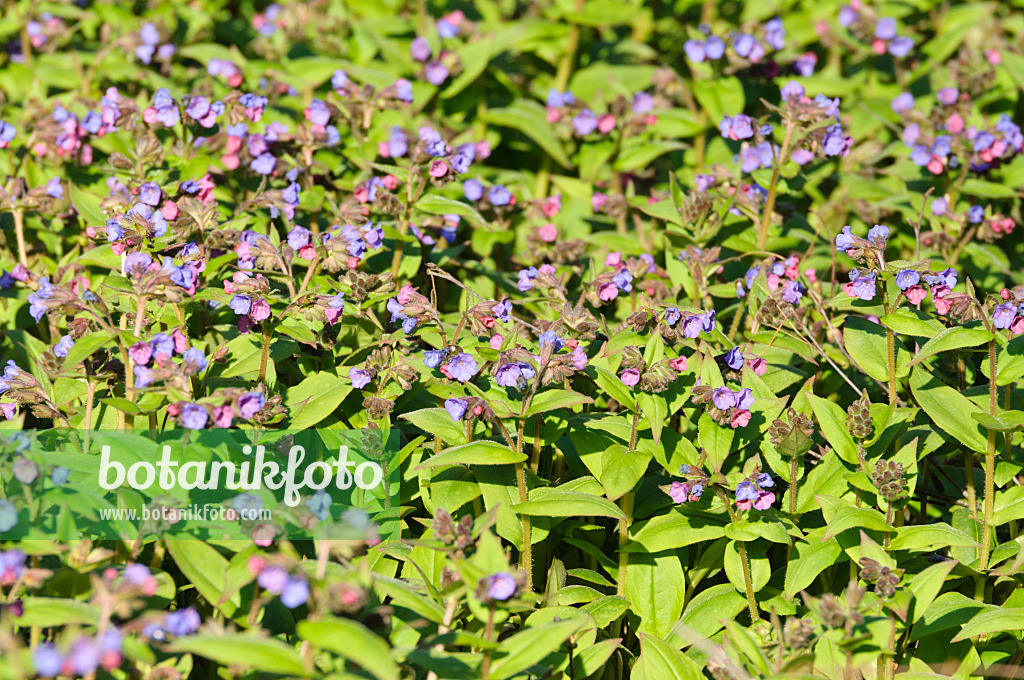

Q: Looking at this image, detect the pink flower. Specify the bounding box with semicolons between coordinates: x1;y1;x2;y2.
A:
598;281;619;301
752;491;775;510
250;299;271;321
947;113;964;134
538;223;557;242
212;405;234;428
748;356;768;375
591;192;608;212
540;195;561;218
905;285;927;305
161;201;179;220
669;356;688;371
620;368;640;387
429;159;448;177
926;157;944;174
597;114;616;133
766;273;780;291
546;108;562;123
605;251;623;268
397;285;417;304
1012;317;1024;336
804;268;817;283
731;409;752;429
490;334;503;349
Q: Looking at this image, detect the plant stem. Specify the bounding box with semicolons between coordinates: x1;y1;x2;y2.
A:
736;540;760;622
789;455;800;515
258;323;272;385
12;207;27;267
756;120;795;250
886;326;897;407
616;491;634;597
515;460;532;592
979;340;998;572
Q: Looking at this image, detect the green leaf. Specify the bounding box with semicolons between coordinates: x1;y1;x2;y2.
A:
169;635;307;676
488;619;581;680
844;316;912;382
441;38;493;98
593;366;636;410
414;440;524;470
624;552;685;637
484;100;572;168
514;489;625;519
666;583;745;647
889;524;979;551
17;598;100;627
298;618;398;680
627;511;726;553
907;559;958;625
909;365;988;453
526;389;594;416
416;194;491;230
992;486;1024;526
400;408;468;446
61;332;114;367
698;413;733;468
724;621;772;676
692;77;744;130
286;372;352;429
784;528;843;597
599;443;649;500
815;495;893;540
69;183;106;227
879;308;944;338
906;326;994;368
952;608;1024;642
636;633;704;680
636;392;668;444
806;393;858;464
166;540;239;617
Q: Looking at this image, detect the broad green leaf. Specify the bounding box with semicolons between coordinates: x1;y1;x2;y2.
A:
414;440;524;470
905;326;994;368
599;443;649;501
624;552;685;637
488;619;581;680
169;635;307;676
166;540;240;617
909;365;987;453
844;316;912;382
416;194;491;230
785;528;843;597
815;495;893;540
698;413;733;468
952;608;1024;642
400;408;468;445
485;100;572;168
526;389;594;416
889;524;979;551
298;618;398;679
805;393;858;464
637;633;704;680
514;489;625;519
286;372;352;429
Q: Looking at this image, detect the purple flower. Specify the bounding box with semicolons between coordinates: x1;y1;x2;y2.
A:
684;39;707;62
281;578;309;608
782;281;805;304
937;87;958;106
546;89;576;107
681;315;704;339
838;5;858;26
165;607;201;636
891;92;915;114
250;153;276;175
973;132;995;152
712;387;737;410
517;267;539;292
888;37;914;57
486;572;517;601
425;61;449;85
332;70;350;90
736;388;754;411
287;226;311;251
620;368;641;387
867;224;890;242
445;398;468;421
447;353;478;383
438;18;459;38
133;365;154;388
51;466;69;485
258;566;289;594
238;392;265;419
538;330;563;351
736;480;758;502
34;644;63;678
180;403;208;430
572;109;598;136
45;178;63;199
993;303;1017;330
632;92;654;114
733;33;756;58
493;298;512;322
875;18;897;40
54;335;74;358
495;363;524;388
895;270;920;291
757;472;774;488
13;457;38;484
923;268;957;289
349;368;372;389
150;333;174;357
0;500;17;531
424;349;447;369
664;307;681;326
464;179;484;201
699;310;716;333
724;347;743;370
613;268;633;292
138;182;161;206
0;120;16;144
849;271;877;301
489;185;511;206
821;125;848;156
720;114;754;140
229;294;252;316
764;17;785;50
794;53;816;76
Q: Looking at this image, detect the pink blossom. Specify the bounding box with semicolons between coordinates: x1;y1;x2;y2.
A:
905;285;927;305
597;114;616;134
598;281;619;301
538;223;557;242
605;251;623;268
490;334;503;349
748;356;767;375
669;356;688;371
731;409;752;429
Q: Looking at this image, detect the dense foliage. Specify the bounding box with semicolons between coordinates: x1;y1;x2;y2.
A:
1;0;1024;678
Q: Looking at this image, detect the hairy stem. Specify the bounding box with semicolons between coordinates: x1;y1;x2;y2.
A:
755;120;795;250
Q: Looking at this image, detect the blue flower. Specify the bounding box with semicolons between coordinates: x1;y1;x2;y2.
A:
54;335;74;358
